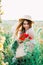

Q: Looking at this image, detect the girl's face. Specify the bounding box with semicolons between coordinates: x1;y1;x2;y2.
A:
23;20;29;31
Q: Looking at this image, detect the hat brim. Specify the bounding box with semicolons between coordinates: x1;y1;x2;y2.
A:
19;18;34;23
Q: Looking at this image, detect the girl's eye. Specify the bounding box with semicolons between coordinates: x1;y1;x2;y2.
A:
23;23;28;25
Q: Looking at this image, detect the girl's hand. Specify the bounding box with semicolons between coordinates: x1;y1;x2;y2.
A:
17;39;23;43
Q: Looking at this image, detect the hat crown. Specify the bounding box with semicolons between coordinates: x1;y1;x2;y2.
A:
22;15;32;20
19;15;32;21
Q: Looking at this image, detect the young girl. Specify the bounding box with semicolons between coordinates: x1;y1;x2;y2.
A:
12;15;35;65
14;15;35;57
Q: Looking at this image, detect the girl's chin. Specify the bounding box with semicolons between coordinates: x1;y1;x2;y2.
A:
25;28;29;31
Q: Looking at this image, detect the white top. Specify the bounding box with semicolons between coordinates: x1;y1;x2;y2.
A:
16;28;35;58
26;28;35;44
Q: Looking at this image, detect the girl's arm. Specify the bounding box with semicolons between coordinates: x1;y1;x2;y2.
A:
26;28;35;40
17;31;23;43
29;31;34;39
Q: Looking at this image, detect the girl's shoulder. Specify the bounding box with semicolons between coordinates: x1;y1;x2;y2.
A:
26;28;34;34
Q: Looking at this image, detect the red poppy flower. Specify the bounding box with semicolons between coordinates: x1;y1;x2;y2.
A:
29;37;32;40
19;33;29;41
19;33;33;41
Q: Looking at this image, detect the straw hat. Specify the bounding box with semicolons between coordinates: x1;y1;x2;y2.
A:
19;15;34;23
